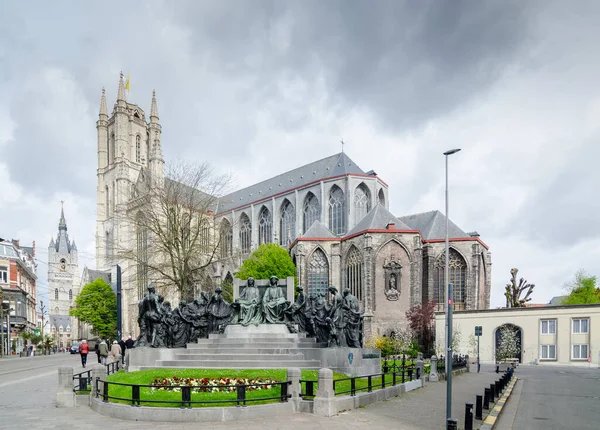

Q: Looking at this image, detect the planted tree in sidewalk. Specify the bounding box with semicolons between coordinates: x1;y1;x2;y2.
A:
70;278;117;340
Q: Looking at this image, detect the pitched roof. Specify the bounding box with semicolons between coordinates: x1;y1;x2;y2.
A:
217;152;367;213
82;267;111;285
302;220;336;239
49;314;71;329
549;296;567;306
346;204;412;237
398;210;470;240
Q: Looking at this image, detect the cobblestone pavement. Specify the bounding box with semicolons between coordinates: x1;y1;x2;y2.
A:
0;356;505;430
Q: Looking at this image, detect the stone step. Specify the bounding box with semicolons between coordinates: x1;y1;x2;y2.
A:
190;338;320;345
173;353;305;361
208;332;307;339
156;359;322;368
177;347;319;355
187;342;324;350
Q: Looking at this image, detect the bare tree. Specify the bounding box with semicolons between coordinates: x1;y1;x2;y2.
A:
123;160;232;302
504;268;535;308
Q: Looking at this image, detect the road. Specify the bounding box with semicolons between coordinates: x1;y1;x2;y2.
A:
495;364;600;430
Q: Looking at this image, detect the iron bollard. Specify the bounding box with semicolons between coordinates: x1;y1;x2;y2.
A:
483;388;491;409
475;395;483;420
495;381;500;398
464;402;474;430
496;365;500;373
447;418;458;430
490;383;496;402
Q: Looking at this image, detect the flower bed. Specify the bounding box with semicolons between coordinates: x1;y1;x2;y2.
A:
151;376;279;393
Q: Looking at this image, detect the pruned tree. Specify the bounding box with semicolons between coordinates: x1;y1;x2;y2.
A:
495;325;520;362
504;268;535;308
123;160;232;302
405;301;436;356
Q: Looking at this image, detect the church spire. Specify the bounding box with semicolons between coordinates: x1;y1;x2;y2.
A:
99;87;108;117
58;200;67;231
54;201;71;254
116;71;126;103
150;89;159;122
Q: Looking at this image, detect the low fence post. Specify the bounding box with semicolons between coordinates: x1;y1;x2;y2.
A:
483;388;490;410
429;355;439;382
490;383;496;402
447;417;458;430
90;364;107;406
465;402;473;430
415;353;424;380
56;367;75;407
287;368;301;412
465;355;470;372
313;368;336;417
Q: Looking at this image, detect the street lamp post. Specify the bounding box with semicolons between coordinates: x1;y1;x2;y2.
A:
444;148;461;426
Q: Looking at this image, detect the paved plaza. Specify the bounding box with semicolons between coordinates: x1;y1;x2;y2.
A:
2;354;599;429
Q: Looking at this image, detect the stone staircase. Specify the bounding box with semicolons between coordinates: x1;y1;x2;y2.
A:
155;324;326;369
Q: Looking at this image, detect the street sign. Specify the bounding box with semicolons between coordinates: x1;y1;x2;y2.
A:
475;326;482;336
34;329;40;335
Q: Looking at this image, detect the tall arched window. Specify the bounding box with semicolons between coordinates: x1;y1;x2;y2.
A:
105;185;110;216
258;206;272;245
136;135;141;163
280;199;296;246
354;183;371;222
54;288;58;300
109;133;115;163
345;246;363;302
136;213;148;299
239;213;251;254
219;219;233;258
181;213;191;250
433;248;467;310
69;289;72;301
378;189;385;206
303;193;321;233
146;132;150;165
307;248;329;297
329;185;346;235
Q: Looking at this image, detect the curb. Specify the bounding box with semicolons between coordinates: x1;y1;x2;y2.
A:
479;376;517;430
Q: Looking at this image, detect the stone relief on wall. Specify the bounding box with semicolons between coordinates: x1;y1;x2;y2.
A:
383;258;402;301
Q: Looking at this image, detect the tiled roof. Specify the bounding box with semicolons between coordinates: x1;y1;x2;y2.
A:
216;153;367;213
346;204;412;237
398;210;470;240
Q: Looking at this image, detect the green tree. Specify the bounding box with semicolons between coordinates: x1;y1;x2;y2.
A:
236;244;297;283
562;271;599;305
70;278;117;339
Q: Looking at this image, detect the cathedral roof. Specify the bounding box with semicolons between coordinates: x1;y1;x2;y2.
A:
346;204;413;237
49;314;71;329
82;267;111;285
302;220;336;239
398;210;470;240
217;152;369;213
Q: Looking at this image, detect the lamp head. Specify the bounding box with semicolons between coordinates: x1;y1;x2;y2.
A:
443;148;461;156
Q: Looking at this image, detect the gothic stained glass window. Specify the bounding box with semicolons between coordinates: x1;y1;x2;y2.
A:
258;206;272;245
303;193;321;233
136;135;141;163
307;248;329;297
354;184;371;222
433;248;467;310
239;213;251;254
219;219;233;258
280;199;296;246
329;186;346;235
345;246;363;302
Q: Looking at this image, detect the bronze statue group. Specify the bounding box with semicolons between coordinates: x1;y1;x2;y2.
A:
135;276;364;349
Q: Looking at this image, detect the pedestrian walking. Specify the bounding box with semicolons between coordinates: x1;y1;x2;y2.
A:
109;340;121;364
94;342;101;363
78;339;90;368
98;340;109;365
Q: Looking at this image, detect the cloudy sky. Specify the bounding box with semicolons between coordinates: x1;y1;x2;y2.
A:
1;1;599;308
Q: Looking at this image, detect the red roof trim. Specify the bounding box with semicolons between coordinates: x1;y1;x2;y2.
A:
216;173;387;216
423;237;489;250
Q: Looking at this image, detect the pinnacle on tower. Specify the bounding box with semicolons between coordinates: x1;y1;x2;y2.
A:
117;71;126;102
150;89;159;122
99;87;108;117
59;200;67;231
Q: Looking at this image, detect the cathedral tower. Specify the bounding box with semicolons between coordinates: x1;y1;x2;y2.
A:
48;203;80;348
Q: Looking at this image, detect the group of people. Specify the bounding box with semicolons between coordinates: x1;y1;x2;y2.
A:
77;336;135;368
135;276;364;349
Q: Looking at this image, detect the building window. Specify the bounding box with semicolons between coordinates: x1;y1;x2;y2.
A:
572;344;589;360
328;185;346;235
181;213;192;250
433;249;467;310
219;219;233;258
109;133;115;163
105;186;110;216
541;319;556;335
258;206;272;245
303;193;321;233
378;188;385;206
54;288;58;300
136;213;148;300
0;266;7;283
307;248;328;297
239;213;251;254
572;318;589;334
136;135;141;163
354;183;371;222
69;289;72;301
540;344;556;360
280;199;296;246
345;246;363;302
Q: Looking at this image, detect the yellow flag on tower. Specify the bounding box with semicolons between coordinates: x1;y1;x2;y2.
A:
125;74;130;91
